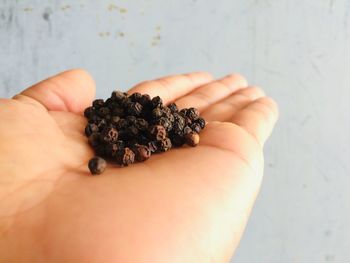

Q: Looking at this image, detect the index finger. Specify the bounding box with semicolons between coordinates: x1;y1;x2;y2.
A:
127;72;213;104
13;69;96;114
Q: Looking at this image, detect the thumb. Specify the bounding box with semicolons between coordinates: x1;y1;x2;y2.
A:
13;69;96;114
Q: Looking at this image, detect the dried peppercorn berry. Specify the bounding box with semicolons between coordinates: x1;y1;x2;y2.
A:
155;117;172;132
152;107;163;118
158;138;172;152
149;125;167;141
88;114;101;124
116;118;128;130
100;127;118;143
116;147;135;166
88;157;107;175
151;96;163;108
94;144;106;156
168;103;178;113
148;141;158;153
129;92;142;102
88;133;101;148
170;133;185;147
105;143;119;157
96;119;107;130
85;123;99;137
113;107;125;117
183;126;192;135
111;91;126;101
196;117;206;129
139;94;151;107
190;123;202;134
185;131;200;147
111;116;121;125
93;99;105;108
186;107;200;121
135;118;149;131
134;145;151;162
128;102;143;116
83;90;206;175
84;106;95;119
98;107;110;117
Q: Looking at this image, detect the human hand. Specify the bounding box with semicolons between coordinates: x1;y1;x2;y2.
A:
0;69;278;263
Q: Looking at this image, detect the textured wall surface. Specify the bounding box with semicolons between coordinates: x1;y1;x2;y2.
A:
1;1;349;262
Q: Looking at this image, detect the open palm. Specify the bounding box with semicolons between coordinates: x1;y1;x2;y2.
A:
0;70;278;263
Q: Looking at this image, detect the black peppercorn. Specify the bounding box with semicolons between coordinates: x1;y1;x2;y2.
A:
88;133;101;148
111;116;121;125
163;108;175;122
184;117;192;126
96;118;107;130
186;107;200;121
112;107;125;117
105;143;121;157
157;138;172;152
138;135;150;145
155;117;172;132
98;107;110;117
111;90;127;101
148;141;158;153
173;113;185;129
191;123;202;133
88;114;102;124
149;125;167;141
92;99;105;108
152;107;163;119
135;118;149;131
104;98;114;107
195;117;206;129
116;118;128;130
170;133;185;147
88;156;107;175
185;131;200;147
116;147;135;166
139;94;151;107
172;121;184;134
121;98;133;108
128;102;143;116
100;127;119;143
84;106;96;119
127;126;139;138
94;144;106;156
151;96;163;108
126;115;137;125
180;108;188;116
85;123;99;137
129;92;142;102
134;145;151;162
168;103;178;113
183;126;192;135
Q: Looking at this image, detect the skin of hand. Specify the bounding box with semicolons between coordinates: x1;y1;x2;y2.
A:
0;69;278;263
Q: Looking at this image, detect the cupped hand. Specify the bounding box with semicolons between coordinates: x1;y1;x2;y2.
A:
0;70;278;263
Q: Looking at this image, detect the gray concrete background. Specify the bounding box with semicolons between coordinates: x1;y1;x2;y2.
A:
1;0;349;262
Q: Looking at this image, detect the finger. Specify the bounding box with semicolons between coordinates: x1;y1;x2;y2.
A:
13;69;96;114
201;87;265;122
174;74;248;112
199;121;264;174
230;97;279;146
127;72;213;104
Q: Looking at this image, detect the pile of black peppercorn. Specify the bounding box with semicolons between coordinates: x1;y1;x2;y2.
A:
84;91;206;175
